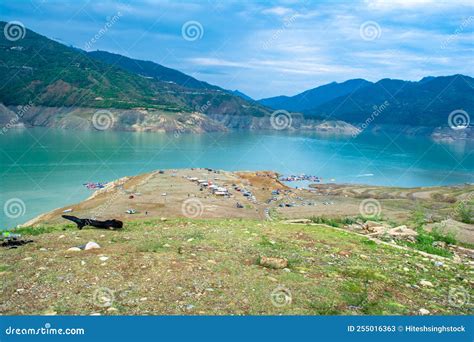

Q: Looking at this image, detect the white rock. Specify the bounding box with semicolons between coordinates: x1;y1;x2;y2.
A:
84;241;101;250
99;256;109;262
419;308;430;315
67;247;81;252
420;280;434;287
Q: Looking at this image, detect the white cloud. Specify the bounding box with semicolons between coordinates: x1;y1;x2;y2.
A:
262;6;293;16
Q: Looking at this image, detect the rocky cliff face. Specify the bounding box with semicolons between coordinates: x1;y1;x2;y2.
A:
3;104;471;141
2;105;228;133
1;104;362;135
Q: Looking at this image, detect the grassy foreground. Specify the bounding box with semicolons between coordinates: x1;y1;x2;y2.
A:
1;218;472;315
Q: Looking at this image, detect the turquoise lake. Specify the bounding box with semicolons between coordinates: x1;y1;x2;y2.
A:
1;128;473;228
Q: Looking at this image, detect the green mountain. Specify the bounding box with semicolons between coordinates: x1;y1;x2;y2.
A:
88;50;221;91
258;79;372;112
0;21;269;117
308;75;474;127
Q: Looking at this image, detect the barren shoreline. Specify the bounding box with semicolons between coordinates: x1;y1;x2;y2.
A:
23;168;474;246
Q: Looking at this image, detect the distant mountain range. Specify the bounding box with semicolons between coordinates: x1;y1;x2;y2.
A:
259;79;371;112
259;75;474;127
0;21;472;135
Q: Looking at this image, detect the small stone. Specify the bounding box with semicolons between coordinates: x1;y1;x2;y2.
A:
420;280;434;287
16;288;25;293
81;260;86;266
99;256;109;262
185;304;195;310
107;307;119;312
403;267;410;272
84;241;101;250
140;297;148;301
432;241;447;249
419;308;430;315
359;254;369;260
160;217;167;222
43;309;57;315
58;235;65;239
207;259;217;265
22;257;33;261
259;256;288;269
67;247;81;252
39;248;47;251
267;276;278;282
187;238;194;242
434;261;444;267
90;313;101;316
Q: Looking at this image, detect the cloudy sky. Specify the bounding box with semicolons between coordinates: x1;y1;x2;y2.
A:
1;0;473;98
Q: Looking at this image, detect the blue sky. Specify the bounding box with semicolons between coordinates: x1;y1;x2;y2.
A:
1;0;473;98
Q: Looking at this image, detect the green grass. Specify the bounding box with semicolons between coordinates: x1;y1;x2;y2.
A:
0;218;471;315
136;241;167;253
0;264;10;272
309;216;361;227
455;202;472;224
10;225;64;236
401;230;453;258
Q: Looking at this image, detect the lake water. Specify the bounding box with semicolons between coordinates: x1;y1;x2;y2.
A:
1;128;473;228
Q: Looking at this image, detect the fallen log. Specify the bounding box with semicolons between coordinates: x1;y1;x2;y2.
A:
62;215;123;230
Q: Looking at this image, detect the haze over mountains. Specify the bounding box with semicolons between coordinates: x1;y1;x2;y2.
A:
0;21;473;134
259;79;371;112
259;75;474;127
